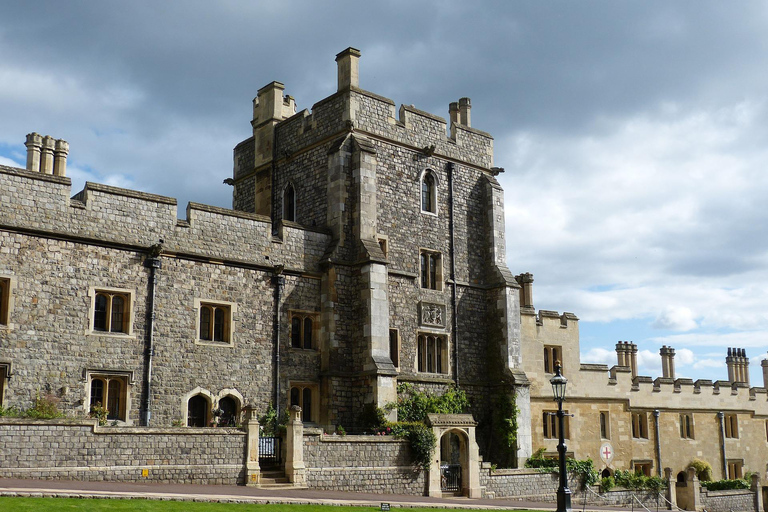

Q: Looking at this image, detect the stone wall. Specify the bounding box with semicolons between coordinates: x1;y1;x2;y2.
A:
0;418;246;484
479;466;558;500
700;488;756;512
302;432;426;495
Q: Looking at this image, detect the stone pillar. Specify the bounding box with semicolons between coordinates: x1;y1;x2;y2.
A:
335;47;361;91
53;139;69;177
664;468;677;510
25;132;42;172
40;135;55;175
458;97;471;127
686;466;701;512
750;473;763;512
244;406;261;486
466;426;482;498
284;405;306;485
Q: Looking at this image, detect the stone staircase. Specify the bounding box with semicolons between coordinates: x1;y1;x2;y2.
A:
258;466;306;489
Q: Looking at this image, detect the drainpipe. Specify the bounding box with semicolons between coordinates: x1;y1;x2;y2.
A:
142;241;163;426
447;162;459;386
273;266;285;419
653;409;662;477
717;411;727;478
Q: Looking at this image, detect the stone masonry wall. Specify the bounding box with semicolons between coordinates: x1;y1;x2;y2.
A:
303;432;426;495
479;467;559;500
700;488;756;512
0;419;246;484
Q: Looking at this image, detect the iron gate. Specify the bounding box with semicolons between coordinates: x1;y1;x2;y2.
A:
441;463;461;492
259;436;282;465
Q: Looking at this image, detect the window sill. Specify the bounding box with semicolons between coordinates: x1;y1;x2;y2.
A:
88;331;135;339
194;339;234;348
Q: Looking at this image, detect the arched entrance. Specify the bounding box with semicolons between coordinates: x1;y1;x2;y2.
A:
439;429;469;494
427;414;481;498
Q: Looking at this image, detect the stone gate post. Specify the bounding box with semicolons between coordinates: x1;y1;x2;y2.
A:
244;406;261;486
285;405;306;485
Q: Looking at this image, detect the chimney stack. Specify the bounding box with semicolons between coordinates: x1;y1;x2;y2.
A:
25;132;42;172
335;47;361;91
762;356;768;390
40;135;56;174
660;345;676;379
53;139;69;177
629;342;638;378
616;341;627;367
515;273;534;310
449;102;459;127
458;97;471;127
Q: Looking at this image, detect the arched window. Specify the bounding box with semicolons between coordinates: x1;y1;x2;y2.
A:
218;396;239;427
284;183;296;222
187;394;209;427
290;313;316;349
421;172;436;213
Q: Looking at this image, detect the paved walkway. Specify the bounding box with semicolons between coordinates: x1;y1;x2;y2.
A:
0;478;641;511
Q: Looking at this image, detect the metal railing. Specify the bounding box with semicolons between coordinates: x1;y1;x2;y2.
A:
441;463;461;492
259;436;282;465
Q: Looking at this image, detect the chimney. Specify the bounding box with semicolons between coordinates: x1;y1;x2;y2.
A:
741;349;750;386
629;342;638;378
335;47;361;91
616;341;627;367
25;132;42;172
727;347;735;382
449;102;459;127
515;273;534;309
762;357;768;389
659;345;676;379
40;135;55;174
458;97;471;127
53;139;69;177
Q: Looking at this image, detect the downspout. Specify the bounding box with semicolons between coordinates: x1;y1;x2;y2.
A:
653;409;662;477
142;241;163;426
447;162;459;386
717;411;727;478
273;266;285;419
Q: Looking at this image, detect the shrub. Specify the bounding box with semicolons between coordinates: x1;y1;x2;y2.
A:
524;448;598;489
702;479;750;491
259;403;287;436
393;383;469;423
0;405;22;417
358;403;386;432
382;421;436;470
89;403;108;426
25;392;63;419
688;458;713;482
601;476;615;492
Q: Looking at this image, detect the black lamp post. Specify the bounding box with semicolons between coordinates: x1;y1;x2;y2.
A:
551;362;572;512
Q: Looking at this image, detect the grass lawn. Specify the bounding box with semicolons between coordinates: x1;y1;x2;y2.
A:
0;497;541;511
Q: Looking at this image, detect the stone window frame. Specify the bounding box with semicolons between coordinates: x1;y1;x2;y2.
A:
84;369;134;425
599;411;610;440
724;413;738;438
632;460;653;477
679;413;695;439
194;298;236;347
543;345;562;374
377;234;389;258
0;275;17;329
727;459;744;479
542;410;570;439
419;168;439;216
87;287;135;337
215;388;244;428
389;328;400;369
288;381;318;424
416;331;449;375
289;310;318;350
419;249;443;291
631;411;649;439
283;182;297;222
0;362;10;408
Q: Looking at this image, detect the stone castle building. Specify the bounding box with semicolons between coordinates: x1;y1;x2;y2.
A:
1;48;767;485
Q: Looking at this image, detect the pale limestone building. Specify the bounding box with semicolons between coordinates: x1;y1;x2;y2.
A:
518;275;768;482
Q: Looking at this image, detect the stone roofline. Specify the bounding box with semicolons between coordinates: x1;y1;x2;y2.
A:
0;163;332;274
520;306;579;328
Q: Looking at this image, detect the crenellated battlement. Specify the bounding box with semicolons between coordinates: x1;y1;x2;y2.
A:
0;162;330;274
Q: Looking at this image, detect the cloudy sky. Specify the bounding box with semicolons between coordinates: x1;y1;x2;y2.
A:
2;1;767;382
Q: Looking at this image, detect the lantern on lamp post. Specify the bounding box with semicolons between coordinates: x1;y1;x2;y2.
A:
550;362;572;512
